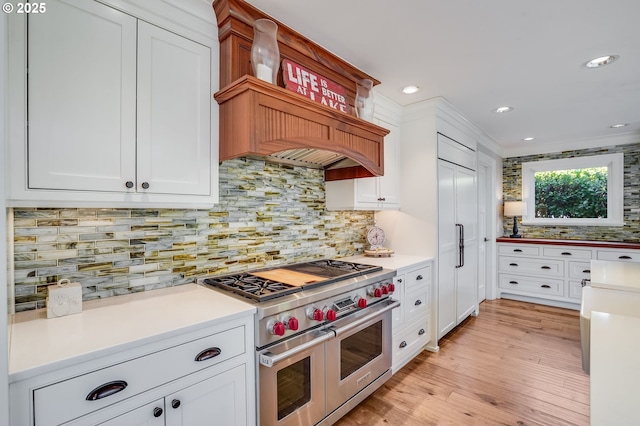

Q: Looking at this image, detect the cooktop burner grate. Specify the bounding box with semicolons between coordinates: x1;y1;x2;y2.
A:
203;274;302;302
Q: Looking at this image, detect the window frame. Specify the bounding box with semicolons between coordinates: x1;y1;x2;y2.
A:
521;153;624;226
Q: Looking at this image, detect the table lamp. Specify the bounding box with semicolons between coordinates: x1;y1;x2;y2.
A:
504;201;525;238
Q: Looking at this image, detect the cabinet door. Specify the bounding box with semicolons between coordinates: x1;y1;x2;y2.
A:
164;364;246;426
355;177;379;205
437;160;457;338
454;166;478;323
28;0;137;192
137;21;212;196
376;119;400;207
98;399;165;426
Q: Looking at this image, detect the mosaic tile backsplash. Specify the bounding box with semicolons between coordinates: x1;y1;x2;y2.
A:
11;159;374;312
503;142;640;241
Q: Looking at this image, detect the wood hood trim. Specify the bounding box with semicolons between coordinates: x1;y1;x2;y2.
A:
214;75;389;179
212;0;389;181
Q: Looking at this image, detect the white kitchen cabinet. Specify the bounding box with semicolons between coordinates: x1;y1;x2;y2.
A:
8;285;256;426
391;261;433;373
497;240;640;309
437;134;478;339
325;97;401;210
7;0;219;207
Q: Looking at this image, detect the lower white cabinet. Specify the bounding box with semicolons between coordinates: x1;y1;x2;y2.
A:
10;316;255;426
391;261;433;373
497;240;640;308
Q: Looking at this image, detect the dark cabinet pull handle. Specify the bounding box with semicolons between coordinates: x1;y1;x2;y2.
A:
86;380;128;401
195;347;221;362
141;182;150;189
509;281;518;285
619;255;632;259
171;399;181;409
125;181;134;189
541;284;551;289
415;299;422;306
513;249;523;252
416;275;423;280
399;341;407;349
583;269;591;273
561;252;572;256
397;278;403;283
418;328;425;335
153;407;163;418
509;263;518;267
541;266;551;270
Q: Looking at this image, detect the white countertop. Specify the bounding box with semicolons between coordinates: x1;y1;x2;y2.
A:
590;310;640;426
590;260;640;292
341;254;433;270
8;284;255;381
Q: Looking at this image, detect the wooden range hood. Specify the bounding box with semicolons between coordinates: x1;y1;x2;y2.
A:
212;0;390;181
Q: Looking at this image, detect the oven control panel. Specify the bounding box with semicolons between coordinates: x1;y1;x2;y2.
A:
257;278;395;348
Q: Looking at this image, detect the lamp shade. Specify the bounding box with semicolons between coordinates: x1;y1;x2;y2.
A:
504;201;526;217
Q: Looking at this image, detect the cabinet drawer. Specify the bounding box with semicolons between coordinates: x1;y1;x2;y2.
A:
498;245;540;256
499;275;564;297
569;280;584;300
404;266;431;292
34;326;245;426
393;319;429;363
569;261;592;279
597;250;640;263
543;247;592;260
405;287;430;321
498;256;564;277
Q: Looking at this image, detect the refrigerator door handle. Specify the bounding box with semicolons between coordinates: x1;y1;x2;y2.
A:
455;224;463;268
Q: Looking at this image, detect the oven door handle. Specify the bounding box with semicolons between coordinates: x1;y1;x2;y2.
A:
330;299;400;337
259;332;333;368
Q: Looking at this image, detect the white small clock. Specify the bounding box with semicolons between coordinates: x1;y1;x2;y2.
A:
366;226;386;248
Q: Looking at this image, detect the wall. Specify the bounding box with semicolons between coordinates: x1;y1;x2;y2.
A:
11;159;374;312
502;142;640;241
1;10;10;425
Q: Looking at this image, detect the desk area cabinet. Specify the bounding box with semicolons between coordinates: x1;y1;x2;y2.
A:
497;238;640;309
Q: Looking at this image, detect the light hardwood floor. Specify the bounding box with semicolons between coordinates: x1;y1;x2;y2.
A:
335;299;590;426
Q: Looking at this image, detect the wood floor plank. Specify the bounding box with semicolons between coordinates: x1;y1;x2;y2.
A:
335;299;590;426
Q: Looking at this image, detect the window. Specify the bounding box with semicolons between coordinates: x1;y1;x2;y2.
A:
521;153;624;226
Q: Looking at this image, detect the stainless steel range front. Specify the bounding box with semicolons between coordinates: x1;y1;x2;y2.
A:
197;259;399;426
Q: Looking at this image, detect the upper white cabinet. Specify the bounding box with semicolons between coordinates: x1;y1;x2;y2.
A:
325;96;401;211
7;0;219;207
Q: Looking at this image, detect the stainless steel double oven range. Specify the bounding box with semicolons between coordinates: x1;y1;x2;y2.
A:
198;259;399;426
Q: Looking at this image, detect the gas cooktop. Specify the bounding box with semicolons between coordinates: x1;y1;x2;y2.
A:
201;259;382;302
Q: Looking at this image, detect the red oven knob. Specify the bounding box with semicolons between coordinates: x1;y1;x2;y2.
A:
286;317;299;331
387;283;396;293
269;321;285;336
356;297;367;309
374;287;383;298
307;308;324;322
325;309;337;322
381;285;389;295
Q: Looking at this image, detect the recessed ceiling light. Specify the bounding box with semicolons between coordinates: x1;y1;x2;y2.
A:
401;85;421;94
610;123;629;128
493;106;514;113
523;137;535;141
584;55;619;68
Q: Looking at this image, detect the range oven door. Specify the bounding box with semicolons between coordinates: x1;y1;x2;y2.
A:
325;299;399;414
258;329;331;426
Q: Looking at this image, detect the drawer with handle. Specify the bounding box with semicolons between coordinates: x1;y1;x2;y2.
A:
569;261;592;279
405;265;431;292
498;275;564;297
596;250;640;263
392;319;430;362
543;247;592;260
405;287;430;320
498;256;564;277
34;326;245;426
498;245;540;256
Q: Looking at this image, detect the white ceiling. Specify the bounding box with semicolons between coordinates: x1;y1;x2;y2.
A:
245;0;640;156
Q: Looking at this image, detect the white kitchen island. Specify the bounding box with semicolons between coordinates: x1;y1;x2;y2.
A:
8;284;256;426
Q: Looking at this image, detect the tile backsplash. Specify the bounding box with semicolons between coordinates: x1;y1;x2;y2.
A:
11;159;373;312
503;142;640;241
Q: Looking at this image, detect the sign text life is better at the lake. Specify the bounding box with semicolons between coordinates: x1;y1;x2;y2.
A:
282;59;350;113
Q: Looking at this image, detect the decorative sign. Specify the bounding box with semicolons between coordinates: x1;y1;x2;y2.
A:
282;59;350;113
